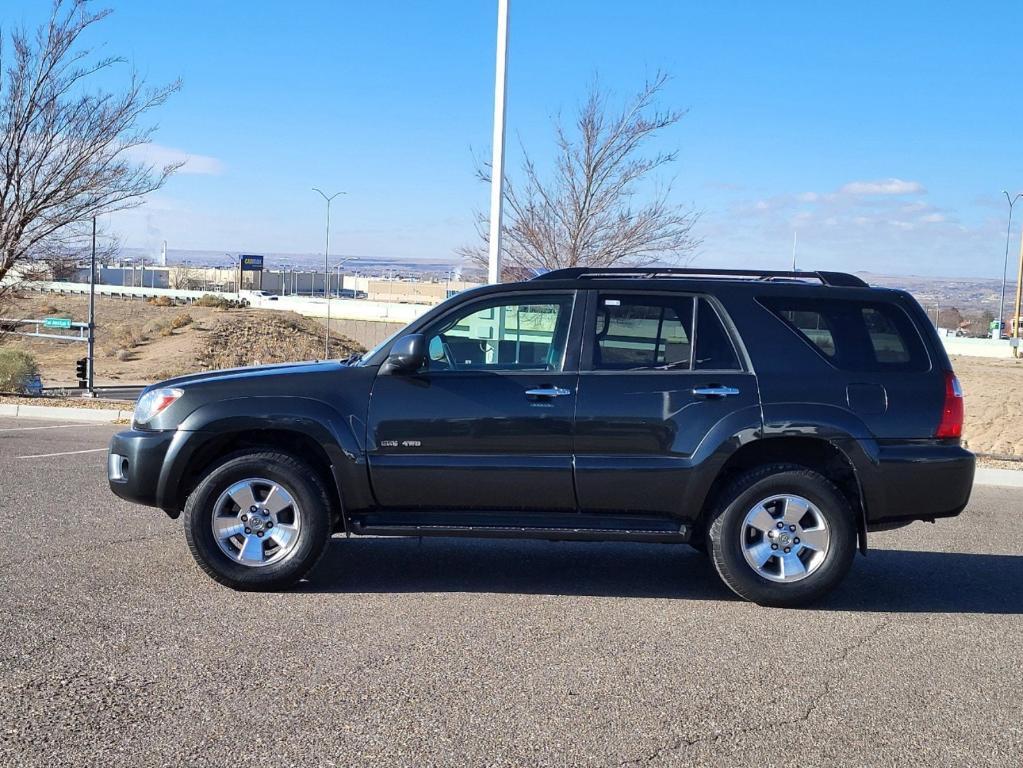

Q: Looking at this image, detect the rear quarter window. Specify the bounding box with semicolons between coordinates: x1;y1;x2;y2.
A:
760;296;930;372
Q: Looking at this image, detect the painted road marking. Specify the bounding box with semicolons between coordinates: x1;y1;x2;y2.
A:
0;423;98;433
16;448;107;459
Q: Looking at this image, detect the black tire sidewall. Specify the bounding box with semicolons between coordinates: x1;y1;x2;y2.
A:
710;468;856;606
184;452;332;589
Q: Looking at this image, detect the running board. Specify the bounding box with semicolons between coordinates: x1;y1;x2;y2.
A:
348;512;691;544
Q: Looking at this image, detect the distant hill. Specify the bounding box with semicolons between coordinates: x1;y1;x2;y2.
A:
858;272;1018;316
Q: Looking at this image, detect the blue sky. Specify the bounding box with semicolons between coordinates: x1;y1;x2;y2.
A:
5;1;1023;277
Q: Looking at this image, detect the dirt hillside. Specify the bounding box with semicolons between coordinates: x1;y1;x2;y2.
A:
1;293;361;386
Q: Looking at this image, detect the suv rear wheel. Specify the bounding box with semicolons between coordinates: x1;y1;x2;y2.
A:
183;451;333;590
707;464;856;607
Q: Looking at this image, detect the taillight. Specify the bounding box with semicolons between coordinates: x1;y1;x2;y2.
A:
935;371;964;439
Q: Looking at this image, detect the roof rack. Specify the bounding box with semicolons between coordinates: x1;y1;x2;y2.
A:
530;267;869;288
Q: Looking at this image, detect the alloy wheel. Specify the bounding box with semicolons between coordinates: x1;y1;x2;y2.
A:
211;478;302;567
740;494;830;583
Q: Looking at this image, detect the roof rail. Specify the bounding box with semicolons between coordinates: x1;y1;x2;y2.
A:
530;267;869;288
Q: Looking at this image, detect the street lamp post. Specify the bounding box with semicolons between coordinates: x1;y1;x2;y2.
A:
487;0;510;284
313;188;345;357
999;191;1023;339
225;253;240;294
335;257;359;299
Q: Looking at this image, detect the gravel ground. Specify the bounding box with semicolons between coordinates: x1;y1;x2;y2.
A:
1;417;1021;767
0;394;123;409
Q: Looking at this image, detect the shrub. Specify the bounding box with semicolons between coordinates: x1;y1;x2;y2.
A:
115;348;133;361
113;325;146;349
194;294;242;310
171;312;193;329
147;296;174;307
0;349;40;393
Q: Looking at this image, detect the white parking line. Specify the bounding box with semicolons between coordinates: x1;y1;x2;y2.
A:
0;423;97;433
16;448;107;459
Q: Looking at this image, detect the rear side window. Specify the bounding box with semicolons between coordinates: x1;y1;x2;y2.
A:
761;297;929;372
590;294;742;371
594;295;694;370
694;299;742;370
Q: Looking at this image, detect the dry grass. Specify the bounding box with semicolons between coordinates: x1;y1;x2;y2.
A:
0;292;363;387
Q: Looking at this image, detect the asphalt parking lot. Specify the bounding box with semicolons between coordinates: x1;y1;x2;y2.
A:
1;416;1021;767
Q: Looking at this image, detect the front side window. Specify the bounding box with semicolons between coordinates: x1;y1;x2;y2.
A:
423;294;573;372
593;294;694;370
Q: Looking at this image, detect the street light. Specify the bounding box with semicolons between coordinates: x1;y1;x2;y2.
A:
487;0;510;285
313;188;345;357
336;257;359;298
999;191;1023;339
224;252;244;294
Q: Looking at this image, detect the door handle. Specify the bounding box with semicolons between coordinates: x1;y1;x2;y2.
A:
692;385;740;398
525;386;572;398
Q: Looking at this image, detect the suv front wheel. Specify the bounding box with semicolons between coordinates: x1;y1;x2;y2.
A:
707;464;856;607
183;451;333;590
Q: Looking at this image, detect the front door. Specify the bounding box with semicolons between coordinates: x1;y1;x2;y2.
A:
573;291;761;517
367;291;581;511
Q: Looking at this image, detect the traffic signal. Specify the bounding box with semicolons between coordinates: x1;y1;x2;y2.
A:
75;357;88;386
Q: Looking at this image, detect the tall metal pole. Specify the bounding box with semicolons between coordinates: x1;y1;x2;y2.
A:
487;0;510;284
999;191;1022;338
313;188;345;357
87;217;96;395
1013;230;1023;357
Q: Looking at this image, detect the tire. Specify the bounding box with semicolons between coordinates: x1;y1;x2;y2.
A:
707;464;856;607
183;450;333;590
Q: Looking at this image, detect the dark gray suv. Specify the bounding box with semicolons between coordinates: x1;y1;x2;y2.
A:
108;267;974;606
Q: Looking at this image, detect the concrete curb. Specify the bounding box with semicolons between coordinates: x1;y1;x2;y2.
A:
2;404;129;423
973;467;1023;488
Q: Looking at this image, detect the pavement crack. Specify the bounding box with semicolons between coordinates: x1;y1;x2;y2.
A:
614;619;891;766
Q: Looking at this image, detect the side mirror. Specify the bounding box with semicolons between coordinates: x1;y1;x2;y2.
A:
381;334;426;374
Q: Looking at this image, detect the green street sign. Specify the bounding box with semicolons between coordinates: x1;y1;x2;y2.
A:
44;317;72;329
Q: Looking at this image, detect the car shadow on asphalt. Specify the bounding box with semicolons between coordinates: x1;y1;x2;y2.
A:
302;538;1023;614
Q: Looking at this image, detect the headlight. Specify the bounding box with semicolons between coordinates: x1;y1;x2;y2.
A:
133;387;183;426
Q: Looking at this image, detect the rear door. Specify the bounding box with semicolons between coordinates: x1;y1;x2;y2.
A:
573;291;761;516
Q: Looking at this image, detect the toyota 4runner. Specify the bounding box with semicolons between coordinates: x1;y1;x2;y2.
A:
107;267;975;606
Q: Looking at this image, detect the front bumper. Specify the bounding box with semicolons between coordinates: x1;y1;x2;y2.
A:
107;429;175;508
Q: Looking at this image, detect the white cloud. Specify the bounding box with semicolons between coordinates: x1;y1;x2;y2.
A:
125;143;224;175
920;212;946;223
839;178;925;196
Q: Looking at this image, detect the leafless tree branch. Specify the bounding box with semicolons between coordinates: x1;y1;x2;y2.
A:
460;72;701;278
0;0;181;311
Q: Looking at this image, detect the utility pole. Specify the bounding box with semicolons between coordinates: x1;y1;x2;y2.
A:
1013;231;1023;357
86;217;97;395
313;188;345;357
487;0;510;285
999;191;1022;339
791;231;798;271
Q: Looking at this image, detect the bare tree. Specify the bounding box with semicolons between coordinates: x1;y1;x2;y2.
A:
0;0;181;312
460;73;700;278
171;263;200;290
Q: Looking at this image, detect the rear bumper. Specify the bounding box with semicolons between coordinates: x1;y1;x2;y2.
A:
860;442;975;526
107;429;175;509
